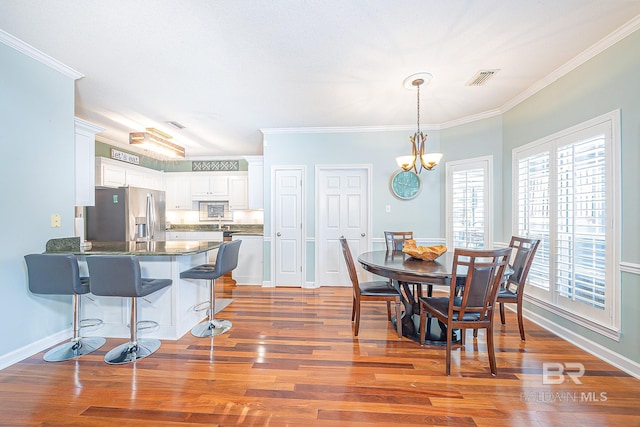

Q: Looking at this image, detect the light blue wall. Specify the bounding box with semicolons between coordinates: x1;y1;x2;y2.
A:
263;121;505;282
0;43;77;357
441;115;504;242
503;29;640;363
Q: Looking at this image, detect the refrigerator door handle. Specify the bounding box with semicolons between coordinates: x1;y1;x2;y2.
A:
147;192;155;240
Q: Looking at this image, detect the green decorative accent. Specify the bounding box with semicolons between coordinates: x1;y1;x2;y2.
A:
192;160;240;171
390;170;422;200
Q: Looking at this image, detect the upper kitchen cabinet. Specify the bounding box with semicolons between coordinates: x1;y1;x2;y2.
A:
75;118;104;206
191;175;228;200
95;157;163;191
245;156;264;210
165;174;191;210
228;175;248;210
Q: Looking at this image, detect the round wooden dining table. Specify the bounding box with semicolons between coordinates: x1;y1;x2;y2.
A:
357;250;456;344
358;250;513;344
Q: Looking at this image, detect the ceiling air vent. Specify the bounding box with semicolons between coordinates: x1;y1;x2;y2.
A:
466;69;499;86
165;120;186;130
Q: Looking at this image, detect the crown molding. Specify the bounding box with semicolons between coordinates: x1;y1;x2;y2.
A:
438;108;503;130
0;29;83;80
501;14;640;113
260;123;443;135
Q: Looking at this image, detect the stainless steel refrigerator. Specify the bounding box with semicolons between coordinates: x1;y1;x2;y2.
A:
86;187;166;242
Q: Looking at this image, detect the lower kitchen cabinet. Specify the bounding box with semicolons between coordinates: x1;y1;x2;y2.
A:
231;234;263;285
166;231;223;241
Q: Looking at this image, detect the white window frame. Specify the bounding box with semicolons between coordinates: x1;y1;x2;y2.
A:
512;110;621;340
446;156;493;249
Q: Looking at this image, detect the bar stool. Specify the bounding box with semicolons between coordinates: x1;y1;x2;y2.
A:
86;255;172;364
24;253;106;362
180;240;241;337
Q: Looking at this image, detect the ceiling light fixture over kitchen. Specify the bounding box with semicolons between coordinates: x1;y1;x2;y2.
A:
395;73;442;174
129;128;186;158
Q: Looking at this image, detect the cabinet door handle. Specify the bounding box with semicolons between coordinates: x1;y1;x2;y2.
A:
276;232;281;237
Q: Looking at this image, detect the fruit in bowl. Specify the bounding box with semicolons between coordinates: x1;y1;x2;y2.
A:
402;240;447;261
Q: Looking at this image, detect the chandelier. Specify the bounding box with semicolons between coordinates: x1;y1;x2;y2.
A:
395;73;442;173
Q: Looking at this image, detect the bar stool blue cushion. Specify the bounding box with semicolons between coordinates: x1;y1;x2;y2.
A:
24;253;106;362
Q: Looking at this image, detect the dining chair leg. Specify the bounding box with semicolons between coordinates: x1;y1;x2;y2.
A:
351;297;356;322
419;309;427;345
354;301;361;336
445;323;452;376
426;284;433;297
487;324;497;376
516;304;526;341
499;302;506;325
394;298;402;339
386;301;391;321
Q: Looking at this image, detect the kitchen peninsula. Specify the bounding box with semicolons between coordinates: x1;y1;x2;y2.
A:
45;237;223;340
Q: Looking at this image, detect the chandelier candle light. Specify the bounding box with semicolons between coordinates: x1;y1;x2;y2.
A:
396;72;442;173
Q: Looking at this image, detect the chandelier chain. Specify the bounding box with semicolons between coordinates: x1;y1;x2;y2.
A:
416;83;421;135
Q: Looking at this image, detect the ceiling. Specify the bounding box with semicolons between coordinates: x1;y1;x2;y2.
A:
1;1;639;159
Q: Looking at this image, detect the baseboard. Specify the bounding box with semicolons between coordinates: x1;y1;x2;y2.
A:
0;329;71;371
521;306;640;379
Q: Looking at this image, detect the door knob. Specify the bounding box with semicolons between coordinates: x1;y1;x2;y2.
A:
276;232;281;236
361;233;365;237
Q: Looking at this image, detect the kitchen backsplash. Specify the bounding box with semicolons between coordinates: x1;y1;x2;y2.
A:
166;208;263;226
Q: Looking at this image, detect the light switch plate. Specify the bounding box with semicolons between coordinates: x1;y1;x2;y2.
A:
50;214;61;228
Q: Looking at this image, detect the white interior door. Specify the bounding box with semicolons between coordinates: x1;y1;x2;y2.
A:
316;166;370;287
273;168;303;287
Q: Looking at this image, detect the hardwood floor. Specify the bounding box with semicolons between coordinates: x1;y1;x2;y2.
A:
1;280;638;426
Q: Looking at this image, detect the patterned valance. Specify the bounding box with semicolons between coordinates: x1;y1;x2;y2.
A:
191;160;239;171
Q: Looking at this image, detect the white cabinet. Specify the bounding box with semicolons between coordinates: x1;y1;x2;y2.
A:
95;157;163;190
232;234;263;285
229;175;248;210
97;157;126;187
245;156;264;210
75;118;104;206
191;175;228;199
165;174;192;209
165;231;223;241
165;231;191;241
199;231;224;241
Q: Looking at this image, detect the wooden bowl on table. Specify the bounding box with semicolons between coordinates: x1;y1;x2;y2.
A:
402;240;447;261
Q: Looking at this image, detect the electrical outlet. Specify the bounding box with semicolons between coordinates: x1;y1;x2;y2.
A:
50;214;61;228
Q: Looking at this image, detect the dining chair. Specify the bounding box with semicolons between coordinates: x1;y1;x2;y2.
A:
383;231;433;298
384;231;413;251
339;237;403;339
497;236;540;341
418;247;512;376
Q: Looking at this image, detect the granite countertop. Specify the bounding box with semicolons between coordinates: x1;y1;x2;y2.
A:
167;224;263;236
45;237;221;256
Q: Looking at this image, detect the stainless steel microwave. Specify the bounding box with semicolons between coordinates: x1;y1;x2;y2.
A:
199;201;231;222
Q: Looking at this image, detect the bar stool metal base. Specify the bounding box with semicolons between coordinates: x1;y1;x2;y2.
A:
43;337;106;362
104;338;161;365
191;319;232;337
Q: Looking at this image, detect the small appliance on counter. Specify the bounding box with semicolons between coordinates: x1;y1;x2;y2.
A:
86;187;166;242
